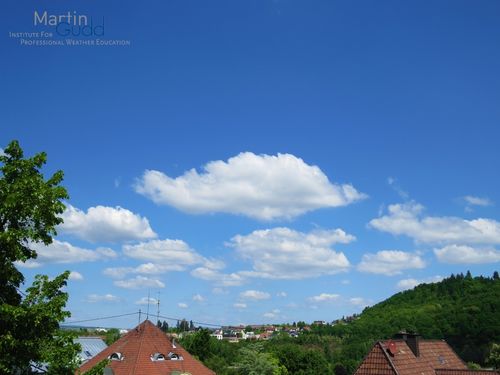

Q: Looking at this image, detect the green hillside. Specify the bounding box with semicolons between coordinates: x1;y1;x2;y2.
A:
329;272;500;371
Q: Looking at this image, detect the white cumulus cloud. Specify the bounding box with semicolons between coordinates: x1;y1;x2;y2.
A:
190;267;245;287
370;202;500;245
463;196;493;207
233;303;247;309
192;294;205;302
349;297;370;307
357;250;425;275
114;276;165;289
229;227;352;279
60;204;156;243
103;262;189;279
309;293;340;302
263;309;280;319
240;290;271;300
123;239;203;265
178;302;188;309
69;271;84;281
434;245;500;264
17;240;116;268
134;152;366;221
86;294;121;303
135;297;158;305
396;275;444;291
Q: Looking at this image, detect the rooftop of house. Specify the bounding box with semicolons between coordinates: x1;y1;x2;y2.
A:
355;335;499;375
78;320;215;375
75;336;108;363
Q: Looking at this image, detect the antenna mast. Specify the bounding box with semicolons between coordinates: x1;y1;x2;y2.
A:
157;291;160;323
146;289;151;320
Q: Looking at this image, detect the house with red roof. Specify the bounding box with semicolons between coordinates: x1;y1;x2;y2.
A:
78;320;215;375
355;332;499;375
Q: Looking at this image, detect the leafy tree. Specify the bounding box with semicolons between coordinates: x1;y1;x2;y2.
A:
270;343;331;374
237;344;287;375
104;328;121;345
161;320;169;332
488;343;500;369
0;140;78;374
182;329;212;361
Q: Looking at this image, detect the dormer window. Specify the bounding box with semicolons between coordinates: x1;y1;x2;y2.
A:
167;352;184;361
151;352;166;361
108;352;124;361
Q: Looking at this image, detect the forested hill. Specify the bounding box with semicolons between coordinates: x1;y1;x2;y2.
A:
330;272;500;369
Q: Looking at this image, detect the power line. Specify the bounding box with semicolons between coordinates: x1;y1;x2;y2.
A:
157;313;221;328
61;311;139;325
61;311;222;328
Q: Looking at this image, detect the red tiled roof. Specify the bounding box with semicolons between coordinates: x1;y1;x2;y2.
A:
436;369;500;375
355;342;397;375
355;339;469;375
78;320;216;375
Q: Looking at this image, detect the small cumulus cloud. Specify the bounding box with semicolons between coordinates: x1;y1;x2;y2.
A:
60;204;156;243
357;250;425;275
17;240;116;268
396;275;444;291
191;267;245;287
240;290;271;301
86;294;121;303
370;201;500;245
135;297;158;305
308;293;340;302
114;276;165;289
69;271;84;281
192;294;205;302
263;309;280;319
463;195;493;207
233;303;247;309
178;302;188;309
434;245;500;264
349;297;370;307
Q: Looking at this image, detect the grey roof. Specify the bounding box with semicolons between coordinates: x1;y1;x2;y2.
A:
75;336;108;363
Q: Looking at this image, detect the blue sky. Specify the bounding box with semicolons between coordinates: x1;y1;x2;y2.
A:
1;0;500;328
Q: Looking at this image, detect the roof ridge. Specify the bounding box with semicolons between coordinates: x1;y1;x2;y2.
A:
131;321;146;375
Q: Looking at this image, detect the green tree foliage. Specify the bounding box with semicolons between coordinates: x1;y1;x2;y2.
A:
181;329;212;361
488;343;500;369
81;358;110;375
270;342;332;374
236;344;287;375
179;319;189;332
0;141;79;374
104;328;121;345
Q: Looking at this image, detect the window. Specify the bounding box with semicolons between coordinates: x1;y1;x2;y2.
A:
167;352;184;361
108;352;124;361
151;352;166;361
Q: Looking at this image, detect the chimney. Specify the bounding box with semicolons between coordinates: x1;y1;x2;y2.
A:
394;331;420;357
